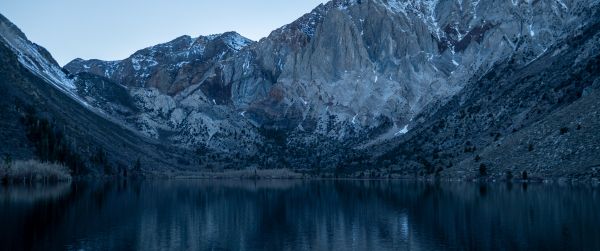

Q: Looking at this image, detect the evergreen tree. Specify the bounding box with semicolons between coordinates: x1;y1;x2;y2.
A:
133;157;142;176
21;105;87;175
479;163;488;176
3;154;11;170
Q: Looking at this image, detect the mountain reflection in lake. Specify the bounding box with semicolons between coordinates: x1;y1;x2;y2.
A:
1;180;599;251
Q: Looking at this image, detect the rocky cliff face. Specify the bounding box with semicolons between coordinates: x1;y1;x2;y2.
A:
228;0;592;136
67;0;595;141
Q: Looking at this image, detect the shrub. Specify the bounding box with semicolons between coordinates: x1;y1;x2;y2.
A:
505;171;514;180
3;160;71;182
560;127;569;135
435;167;443;176
131;157;144;177
494;133;501;141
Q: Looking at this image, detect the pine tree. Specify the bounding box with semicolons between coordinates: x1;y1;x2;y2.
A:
3;154;11;170
479;163;487;176
133;157;142;176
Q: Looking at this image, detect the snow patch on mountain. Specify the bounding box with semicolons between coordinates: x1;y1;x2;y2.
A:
395;124;409;136
222;33;253;51
0;16;90;107
131;54;159;71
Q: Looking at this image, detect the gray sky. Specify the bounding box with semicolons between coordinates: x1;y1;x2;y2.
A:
1;0;328;65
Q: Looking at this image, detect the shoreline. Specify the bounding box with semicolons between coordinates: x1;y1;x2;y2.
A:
131;168;600;187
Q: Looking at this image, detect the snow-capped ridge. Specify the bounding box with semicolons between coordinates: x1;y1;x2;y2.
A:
0;13;90;107
220;32;254;51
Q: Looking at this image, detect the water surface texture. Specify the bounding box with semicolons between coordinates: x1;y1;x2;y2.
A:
1;180;599;251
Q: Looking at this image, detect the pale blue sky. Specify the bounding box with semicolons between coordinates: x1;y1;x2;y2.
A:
1;0;328;65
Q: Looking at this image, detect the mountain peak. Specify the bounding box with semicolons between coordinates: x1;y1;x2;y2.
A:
0;13;28;41
203;31;254;51
64;30;255;95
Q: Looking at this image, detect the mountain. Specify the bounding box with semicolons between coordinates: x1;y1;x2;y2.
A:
64;32;262;155
67;0;594;135
65;32;253;95
0;14;207;174
2;0;600;179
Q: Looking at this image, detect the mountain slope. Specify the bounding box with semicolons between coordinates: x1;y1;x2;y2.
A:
0;14;197;174
64;32;263;154
372;8;600;180
0;14;81;104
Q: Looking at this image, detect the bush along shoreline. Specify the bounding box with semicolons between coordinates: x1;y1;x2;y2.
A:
1;158;72;184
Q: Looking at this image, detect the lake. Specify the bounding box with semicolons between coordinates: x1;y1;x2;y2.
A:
1;180;599;251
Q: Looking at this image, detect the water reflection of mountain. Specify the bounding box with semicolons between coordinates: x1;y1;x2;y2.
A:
0;180;599;250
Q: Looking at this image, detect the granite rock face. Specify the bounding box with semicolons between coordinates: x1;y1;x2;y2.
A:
233;0;593;135
67;0;596;143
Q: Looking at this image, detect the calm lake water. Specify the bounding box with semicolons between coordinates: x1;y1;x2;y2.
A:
1;180;599;251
